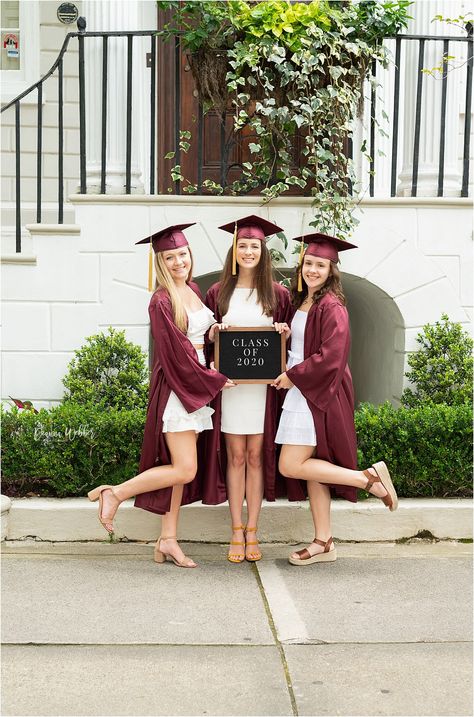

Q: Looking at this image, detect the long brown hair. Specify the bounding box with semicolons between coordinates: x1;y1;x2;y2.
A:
154;247;194;332
290;260;346;308
217;242;276;317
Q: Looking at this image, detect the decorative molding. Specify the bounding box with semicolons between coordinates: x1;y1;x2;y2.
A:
0;255;37;265
68;194;474;208
25;224;81;235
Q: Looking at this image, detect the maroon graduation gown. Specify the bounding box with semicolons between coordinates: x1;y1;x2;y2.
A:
134;282;228;515
286;292;358;503
203;281;294;503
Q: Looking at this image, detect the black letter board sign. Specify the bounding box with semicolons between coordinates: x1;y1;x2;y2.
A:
215;327;286;384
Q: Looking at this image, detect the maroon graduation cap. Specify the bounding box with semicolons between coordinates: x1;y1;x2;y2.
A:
136;223;196;253
219;215;283;274
136;223;196;291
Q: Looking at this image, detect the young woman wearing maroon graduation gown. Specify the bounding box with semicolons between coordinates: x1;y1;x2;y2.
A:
205;215;291;563
88;224;233;568
273;233;398;566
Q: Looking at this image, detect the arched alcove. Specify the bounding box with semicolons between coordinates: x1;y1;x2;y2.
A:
195;271;405;407
343;274;405;406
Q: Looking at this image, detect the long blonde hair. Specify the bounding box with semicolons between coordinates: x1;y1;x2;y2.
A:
154;247;194;333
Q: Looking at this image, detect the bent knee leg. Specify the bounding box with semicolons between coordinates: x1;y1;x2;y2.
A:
175;461;197;485
279;456;298;479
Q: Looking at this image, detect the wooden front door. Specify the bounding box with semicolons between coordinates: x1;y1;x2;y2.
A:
156;7;308;196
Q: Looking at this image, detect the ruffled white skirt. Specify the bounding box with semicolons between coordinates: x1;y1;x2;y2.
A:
162;348;215;434
274;350;317;447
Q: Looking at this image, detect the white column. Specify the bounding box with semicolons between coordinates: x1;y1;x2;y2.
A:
397;0;466;197
352;43;397;198
82;0;147;194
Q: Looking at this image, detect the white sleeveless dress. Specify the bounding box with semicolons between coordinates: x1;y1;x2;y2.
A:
221;288;273;434
275;310;317;446
162;305;216;434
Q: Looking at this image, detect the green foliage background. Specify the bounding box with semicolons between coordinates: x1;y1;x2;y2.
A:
2;401;471;499
401;314;473;408
62;327;149;411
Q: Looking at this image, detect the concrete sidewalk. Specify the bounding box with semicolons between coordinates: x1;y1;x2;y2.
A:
1;541;473;716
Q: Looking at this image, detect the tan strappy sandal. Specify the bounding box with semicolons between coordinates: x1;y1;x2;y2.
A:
154;536;197;568
288;536;337;566
87;484;119;534
227;525;245;563
364;461;398;511
245;526;262;562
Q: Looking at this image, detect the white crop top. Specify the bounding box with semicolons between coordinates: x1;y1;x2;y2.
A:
186;305;216;344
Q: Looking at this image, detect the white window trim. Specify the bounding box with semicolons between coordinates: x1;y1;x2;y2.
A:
1;0;40;104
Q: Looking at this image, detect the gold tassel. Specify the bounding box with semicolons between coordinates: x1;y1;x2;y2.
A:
148;242;154;292
297;238;305;292
231;221;238;276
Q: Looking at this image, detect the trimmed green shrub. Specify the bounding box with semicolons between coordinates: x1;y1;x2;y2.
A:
2;400;472;499
401;314;473;408
62;327;149;410
1;403;146;497
356;402;472;498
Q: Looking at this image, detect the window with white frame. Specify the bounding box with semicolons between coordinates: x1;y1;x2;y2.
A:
1;1;20;71
1;0;39;103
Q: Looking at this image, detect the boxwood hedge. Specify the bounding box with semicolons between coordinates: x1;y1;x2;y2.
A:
1;401;472;499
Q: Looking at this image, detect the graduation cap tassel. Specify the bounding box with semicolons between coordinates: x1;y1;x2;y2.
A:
297;212;306;292
231;221;238;276
148;242;154;292
297;238;305;292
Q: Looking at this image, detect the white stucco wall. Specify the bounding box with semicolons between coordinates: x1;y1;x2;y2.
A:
1;195;471;410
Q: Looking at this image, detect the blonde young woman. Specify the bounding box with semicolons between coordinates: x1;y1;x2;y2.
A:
205;216;291;563
88;224;233;568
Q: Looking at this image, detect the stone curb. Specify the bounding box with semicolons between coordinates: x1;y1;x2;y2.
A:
2;496;472;543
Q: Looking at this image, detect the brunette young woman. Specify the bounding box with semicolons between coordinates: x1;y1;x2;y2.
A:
88;224;233;568
205;215;291;563
273;233;398;566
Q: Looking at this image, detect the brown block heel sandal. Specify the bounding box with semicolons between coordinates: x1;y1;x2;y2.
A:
227;525;245;564
364;461;398;511
288;537;337;566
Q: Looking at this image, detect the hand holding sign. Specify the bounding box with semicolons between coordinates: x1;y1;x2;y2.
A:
215;327;286;384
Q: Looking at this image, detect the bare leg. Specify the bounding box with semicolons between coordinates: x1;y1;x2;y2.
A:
159;482;197;568
224;433;246;560
245;433;264;560
290;480;333;560
99;430;198;529
279;446;389;499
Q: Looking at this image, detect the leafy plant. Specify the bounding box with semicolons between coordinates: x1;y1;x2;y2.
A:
2;400;471;499
62;327;149;411
401;315;473;408
1;404;145;497
157;0;412;236
356;402;472;498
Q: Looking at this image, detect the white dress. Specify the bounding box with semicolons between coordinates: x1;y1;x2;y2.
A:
221;288;273;434
275;310;317;446
162;305;216;434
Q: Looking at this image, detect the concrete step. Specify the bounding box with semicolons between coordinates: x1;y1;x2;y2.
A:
0;227;35;257
3;496;472;543
1;203;76;256
0;203;75;227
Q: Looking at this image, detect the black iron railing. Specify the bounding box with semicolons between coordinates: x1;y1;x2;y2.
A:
1;19;472;252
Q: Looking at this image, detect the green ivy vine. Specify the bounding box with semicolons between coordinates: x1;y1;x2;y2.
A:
157;0;412;237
